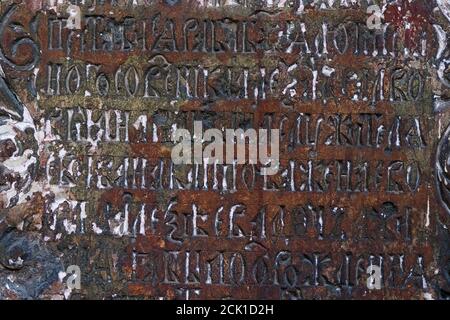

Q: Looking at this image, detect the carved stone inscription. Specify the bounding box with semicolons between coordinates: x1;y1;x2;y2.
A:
0;0;449;299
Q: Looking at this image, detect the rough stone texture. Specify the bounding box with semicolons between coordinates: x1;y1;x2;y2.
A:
0;0;449;300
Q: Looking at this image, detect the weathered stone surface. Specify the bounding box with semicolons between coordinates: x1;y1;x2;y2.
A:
0;0;449;300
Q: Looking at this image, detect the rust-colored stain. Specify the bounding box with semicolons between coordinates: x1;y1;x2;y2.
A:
0;0;449;300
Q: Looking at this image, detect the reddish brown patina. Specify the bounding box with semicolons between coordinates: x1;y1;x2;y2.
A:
0;0;449;300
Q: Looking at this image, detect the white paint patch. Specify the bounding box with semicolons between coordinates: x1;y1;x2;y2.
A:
322;65;335;77
58;271;67;282
423;292;434;300
63;219;77;234
92;223;103;235
0;116;37;207
64;287;72;300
